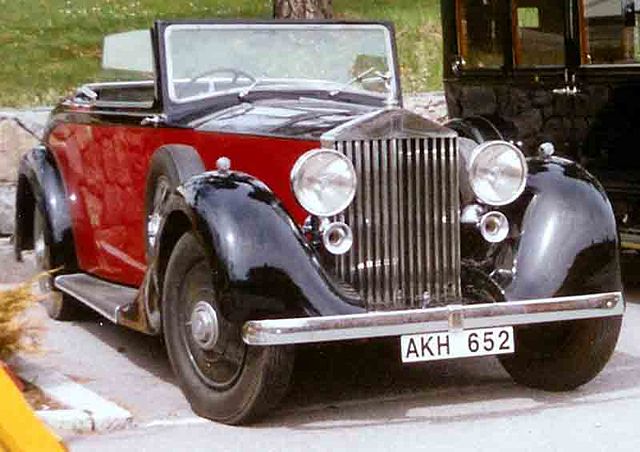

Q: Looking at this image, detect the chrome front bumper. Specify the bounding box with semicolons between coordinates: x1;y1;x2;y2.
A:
242;292;624;346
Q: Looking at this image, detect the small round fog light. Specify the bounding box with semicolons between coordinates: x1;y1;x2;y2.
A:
479;211;509;243
322;222;353;255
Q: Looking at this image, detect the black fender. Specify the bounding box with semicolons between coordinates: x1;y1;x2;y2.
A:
156;171;363;322
127;144;206;334
144;144;206;260
444;115;514;144
14;145;77;269
500;157;621;300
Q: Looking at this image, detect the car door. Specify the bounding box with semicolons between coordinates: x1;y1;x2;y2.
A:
509;0;583;157
446;0;577;155
47;87;159;286
576;0;640;246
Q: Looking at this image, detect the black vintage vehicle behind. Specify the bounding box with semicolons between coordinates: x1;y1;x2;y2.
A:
442;0;640;252
14;19;623;424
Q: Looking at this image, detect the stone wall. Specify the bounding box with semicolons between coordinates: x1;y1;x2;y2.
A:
0;109;50;235
445;83;614;158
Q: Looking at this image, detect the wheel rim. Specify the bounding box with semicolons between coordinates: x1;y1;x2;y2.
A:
179;260;246;390
33;208;63;314
33;208;52;294
33;208;47;271
147;176;171;250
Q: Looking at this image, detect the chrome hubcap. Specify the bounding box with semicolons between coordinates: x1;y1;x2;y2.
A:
189;301;219;351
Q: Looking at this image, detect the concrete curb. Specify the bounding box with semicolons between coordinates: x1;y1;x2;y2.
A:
11;357;132;434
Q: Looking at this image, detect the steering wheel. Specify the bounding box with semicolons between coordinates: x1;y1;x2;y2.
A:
186;67;256;86
179;68;256;98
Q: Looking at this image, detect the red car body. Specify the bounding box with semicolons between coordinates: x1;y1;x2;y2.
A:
48;120;314;286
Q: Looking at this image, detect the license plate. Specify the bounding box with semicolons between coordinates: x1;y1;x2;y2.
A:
400;326;515;363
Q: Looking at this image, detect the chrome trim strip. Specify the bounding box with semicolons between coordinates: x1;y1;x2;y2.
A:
406;139;415;307
432;138;441;298
415;139;425;306
389;139;400;308
424;138;433;300
242;292;624;346
354;140;365;294
86;80;155;89
371;139;381;304
363;139;373;303
375;139;383;303
451;138;462;299
397;138;406;308
440;137;448;298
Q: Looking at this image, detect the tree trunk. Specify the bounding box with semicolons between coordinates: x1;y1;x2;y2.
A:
273;0;333;19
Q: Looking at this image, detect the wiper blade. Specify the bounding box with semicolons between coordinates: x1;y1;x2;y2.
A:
329;67;393;97
238;77;266;99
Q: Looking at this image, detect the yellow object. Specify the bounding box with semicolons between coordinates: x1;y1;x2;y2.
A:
0;367;65;452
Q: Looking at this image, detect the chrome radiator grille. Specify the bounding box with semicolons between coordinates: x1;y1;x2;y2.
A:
332;137;461;311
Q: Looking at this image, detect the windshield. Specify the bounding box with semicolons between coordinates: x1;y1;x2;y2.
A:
164;23;396;103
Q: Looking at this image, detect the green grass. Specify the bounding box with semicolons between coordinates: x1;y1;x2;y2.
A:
0;0;442;107
335;0;443;96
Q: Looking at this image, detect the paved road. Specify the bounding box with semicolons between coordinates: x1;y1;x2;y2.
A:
43;294;640;450
6;242;640;451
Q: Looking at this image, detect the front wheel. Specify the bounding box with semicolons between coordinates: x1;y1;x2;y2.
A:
499;316;622;391
162;232;294;425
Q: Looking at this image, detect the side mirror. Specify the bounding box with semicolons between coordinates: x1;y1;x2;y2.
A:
102;30;153;73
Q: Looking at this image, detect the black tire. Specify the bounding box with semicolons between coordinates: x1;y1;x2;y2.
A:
499;316;622;391
33;205;83;320
144;145;205;258
162;232;294;425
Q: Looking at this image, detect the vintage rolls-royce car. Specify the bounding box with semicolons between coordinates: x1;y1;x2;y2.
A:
442;0;640;253
14;20;623;424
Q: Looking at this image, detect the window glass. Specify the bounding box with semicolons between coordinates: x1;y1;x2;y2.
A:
583;0;640;64
518;7;541;28
514;0;566;66
164;24;395;103
456;0;506;68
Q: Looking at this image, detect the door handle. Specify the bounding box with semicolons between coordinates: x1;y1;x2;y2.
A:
141;114;166;126
552;85;580;96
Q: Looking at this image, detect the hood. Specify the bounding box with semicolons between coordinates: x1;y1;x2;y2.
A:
193;98;378;139
320;107;456;145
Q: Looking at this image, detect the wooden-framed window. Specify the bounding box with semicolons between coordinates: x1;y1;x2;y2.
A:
512;0;566;67
455;0;506;69
581;0;640;65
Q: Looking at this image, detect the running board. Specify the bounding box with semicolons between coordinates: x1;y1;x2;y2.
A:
54;274;138;323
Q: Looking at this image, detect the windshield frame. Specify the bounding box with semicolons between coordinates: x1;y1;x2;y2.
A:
155;20;401;118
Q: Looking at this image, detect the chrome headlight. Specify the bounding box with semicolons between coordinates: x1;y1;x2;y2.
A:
468;141;527;206
291;148;357;217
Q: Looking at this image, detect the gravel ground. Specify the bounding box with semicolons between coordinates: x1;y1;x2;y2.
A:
0;237;36;288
